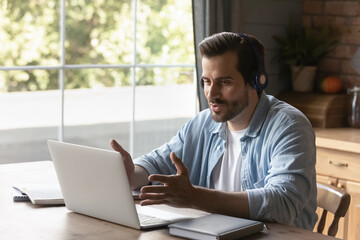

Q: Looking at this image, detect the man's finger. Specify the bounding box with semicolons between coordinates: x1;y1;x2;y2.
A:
140;192;167;200
141;185;169;193
170;152;188;175
110;139;128;156
148;174;173;184
140;199;168;206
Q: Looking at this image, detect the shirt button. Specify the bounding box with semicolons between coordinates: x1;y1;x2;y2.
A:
217;146;221;150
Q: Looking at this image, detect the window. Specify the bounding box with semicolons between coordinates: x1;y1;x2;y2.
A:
0;0;195;163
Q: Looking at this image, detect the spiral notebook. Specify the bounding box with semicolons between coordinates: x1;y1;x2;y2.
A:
12;184;65;205
12;186;30;202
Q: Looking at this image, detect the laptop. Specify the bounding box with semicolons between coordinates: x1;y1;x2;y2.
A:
47;140;194;229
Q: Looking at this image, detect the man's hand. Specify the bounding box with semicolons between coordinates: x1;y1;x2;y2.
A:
110;139;135;181
110;139;149;190
138;151;250;218
139;152;195;208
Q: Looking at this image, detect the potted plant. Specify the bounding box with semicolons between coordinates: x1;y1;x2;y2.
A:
273;19;337;92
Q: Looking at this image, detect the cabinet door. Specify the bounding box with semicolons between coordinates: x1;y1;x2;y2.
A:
344;180;360;240
315;175;346;239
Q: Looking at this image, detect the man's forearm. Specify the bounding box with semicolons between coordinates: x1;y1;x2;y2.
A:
130;165;149;190
191;186;250;218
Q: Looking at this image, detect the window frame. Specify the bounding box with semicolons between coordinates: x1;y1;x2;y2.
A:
0;0;196;156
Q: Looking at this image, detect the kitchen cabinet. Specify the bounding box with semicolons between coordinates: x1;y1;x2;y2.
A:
314;128;360;240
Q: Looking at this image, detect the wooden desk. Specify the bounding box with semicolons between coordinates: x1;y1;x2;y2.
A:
0;161;339;240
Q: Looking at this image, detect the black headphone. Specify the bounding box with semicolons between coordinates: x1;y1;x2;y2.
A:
237;33;268;91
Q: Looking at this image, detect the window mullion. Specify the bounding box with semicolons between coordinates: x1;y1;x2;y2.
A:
129;0;138;157
59;0;66;142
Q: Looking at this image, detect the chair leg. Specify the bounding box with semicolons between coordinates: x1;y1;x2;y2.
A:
328;216;340;237
317;210;327;234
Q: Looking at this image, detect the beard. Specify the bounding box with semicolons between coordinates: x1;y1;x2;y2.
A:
209;91;249;123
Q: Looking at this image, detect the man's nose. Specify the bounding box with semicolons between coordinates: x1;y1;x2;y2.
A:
206;84;220;99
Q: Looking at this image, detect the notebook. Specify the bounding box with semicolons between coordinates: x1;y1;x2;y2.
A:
47;140;193;229
12;184;64;205
168;214;264;240
12;186;30;202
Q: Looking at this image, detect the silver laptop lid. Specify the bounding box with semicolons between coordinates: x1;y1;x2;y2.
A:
47;140;141;229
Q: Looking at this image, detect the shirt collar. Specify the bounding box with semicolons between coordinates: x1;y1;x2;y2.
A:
246;91;270;138
209;121;227;140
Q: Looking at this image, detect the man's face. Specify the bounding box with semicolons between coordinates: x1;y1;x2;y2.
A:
201;51;252;124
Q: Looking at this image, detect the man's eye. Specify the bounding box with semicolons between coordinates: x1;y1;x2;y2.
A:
222;80;230;85
202;79;211;85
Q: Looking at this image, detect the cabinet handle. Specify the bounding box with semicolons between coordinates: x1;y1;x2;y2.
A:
329;161;348;167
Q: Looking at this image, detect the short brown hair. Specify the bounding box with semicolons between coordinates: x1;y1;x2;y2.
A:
198;32;265;88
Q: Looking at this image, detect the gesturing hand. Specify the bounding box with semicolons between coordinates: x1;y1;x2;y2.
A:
139;152;195;208
110;139;134;181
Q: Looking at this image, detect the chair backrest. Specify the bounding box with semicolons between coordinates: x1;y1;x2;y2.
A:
316;183;351;236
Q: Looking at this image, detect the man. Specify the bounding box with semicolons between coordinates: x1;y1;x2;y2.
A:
110;32;318;230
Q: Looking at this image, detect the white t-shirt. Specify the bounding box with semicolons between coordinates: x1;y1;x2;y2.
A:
211;127;247;192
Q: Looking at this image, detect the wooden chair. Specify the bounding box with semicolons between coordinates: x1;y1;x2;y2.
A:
316;183;351;237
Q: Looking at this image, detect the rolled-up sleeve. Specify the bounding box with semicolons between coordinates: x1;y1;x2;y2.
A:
133;128;185;176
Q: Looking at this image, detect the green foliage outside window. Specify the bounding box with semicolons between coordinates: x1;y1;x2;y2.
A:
0;0;194;92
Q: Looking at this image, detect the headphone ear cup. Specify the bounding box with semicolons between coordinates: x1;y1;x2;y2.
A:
253;71;268;91
237;33;268;91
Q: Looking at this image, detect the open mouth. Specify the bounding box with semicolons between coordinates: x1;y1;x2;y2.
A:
210;103;223;113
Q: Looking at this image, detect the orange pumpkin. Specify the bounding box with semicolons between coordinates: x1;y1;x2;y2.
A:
319;76;342;93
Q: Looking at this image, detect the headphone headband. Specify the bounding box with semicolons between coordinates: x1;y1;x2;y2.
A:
237;33;268;91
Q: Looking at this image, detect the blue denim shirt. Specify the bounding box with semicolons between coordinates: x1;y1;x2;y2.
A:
134;92;318;230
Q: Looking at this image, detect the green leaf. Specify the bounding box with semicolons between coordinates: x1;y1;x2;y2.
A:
272;18;337;67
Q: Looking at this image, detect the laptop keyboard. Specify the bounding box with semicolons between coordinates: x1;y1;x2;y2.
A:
138;213;171;226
